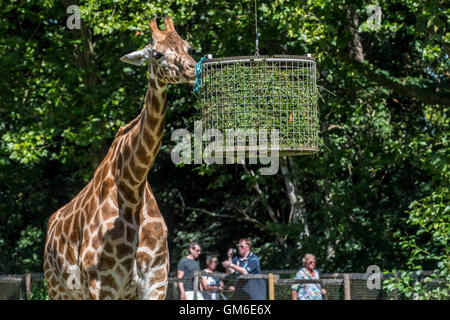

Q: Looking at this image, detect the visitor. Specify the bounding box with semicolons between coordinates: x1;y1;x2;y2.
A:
177;242;204;300
224;248;235;273
222;238;266;300
201;256;224;300
291;253;327;300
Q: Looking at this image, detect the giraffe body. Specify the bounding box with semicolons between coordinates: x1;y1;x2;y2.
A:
44;82;169;300
44;17;196;300
45;179;169;300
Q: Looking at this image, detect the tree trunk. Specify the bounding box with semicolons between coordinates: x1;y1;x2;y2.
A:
346;6;365;63
280;157;309;248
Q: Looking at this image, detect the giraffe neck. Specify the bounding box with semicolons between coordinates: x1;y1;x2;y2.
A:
115;75;167;208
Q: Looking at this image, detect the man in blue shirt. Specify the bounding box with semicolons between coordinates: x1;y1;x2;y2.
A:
222;238;267;300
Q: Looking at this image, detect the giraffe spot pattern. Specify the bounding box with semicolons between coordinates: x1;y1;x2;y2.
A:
84;251;95;266
156;118;165;138
108;218;125;241
135;144;149;166
100;178;115;201
118;181;138;204
142;127;156;154
147;113;159;130
116;243;134;260
98;255;116;270
101;200;116;221
131;161;147;181
126;225;136;243
123;166;139;186
101;274;119;291
136;251;151;272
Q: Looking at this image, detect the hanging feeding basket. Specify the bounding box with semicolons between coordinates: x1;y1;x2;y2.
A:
195;55;319;157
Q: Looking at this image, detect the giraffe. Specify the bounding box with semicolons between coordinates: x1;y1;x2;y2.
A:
43;17;196;300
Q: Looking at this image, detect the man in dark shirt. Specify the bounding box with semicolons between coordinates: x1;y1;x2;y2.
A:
177;242;203;300
222;238;267;300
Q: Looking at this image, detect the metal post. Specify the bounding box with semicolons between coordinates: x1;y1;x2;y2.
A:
268;273;275;300
344;274;351;300
193;270;199;300
173;280;179;300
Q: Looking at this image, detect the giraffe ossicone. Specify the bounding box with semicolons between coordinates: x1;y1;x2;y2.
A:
44;16;196;300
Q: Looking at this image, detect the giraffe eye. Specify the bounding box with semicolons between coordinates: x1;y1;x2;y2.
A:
153;51;163;59
187;47;194;55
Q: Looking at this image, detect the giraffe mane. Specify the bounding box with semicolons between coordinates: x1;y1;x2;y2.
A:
115;108;145;139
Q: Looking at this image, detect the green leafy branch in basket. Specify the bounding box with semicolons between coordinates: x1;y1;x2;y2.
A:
194;63;320;148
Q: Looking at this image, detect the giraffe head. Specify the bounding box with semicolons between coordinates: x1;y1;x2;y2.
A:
121;17;196;86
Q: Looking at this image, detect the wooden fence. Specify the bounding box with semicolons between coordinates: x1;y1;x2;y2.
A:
0;273;44;300
0;270;439;300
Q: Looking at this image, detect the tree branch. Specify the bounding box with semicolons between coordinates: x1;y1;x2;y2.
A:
230;202;266;228
338;53;450;107
178;192;235;219
280;157;309;238
241;164;278;223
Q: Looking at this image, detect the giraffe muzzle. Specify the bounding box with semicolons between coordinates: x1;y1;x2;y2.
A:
185;69;196;86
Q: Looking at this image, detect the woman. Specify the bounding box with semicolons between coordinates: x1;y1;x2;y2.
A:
201;256;224;300
291;253;327;300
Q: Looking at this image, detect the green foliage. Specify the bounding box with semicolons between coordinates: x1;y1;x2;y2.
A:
30;279;49;300
197;60;319;148
382;104;449;299
383;188;449;299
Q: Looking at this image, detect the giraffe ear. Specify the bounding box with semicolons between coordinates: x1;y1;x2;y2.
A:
120;48;150;66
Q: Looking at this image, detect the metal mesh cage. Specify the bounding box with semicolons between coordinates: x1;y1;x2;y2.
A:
196;55;319;157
